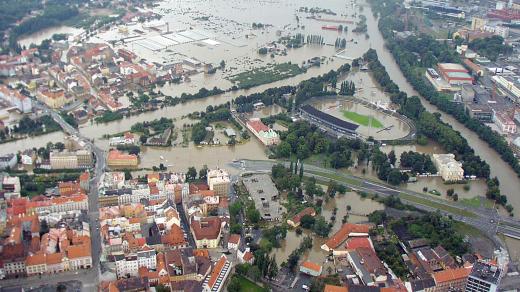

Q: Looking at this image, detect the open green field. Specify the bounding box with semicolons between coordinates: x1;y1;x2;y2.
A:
227;63;303;89
399;193;476;218
342;110;384;128
460;197;494;209
233;275;268;292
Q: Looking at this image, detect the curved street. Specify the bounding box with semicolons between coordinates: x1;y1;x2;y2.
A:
240;159;520;257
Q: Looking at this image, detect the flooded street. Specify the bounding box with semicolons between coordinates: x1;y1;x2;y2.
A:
271;192;384;265
9;0;520;253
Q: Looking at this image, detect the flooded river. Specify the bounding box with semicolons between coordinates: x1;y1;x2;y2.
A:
7;0;520;214
10;0;520;214
10;0;520;248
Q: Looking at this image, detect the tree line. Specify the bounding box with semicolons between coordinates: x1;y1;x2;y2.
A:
362;41;511;212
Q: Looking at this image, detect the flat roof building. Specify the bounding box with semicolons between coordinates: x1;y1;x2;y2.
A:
437;63;473;86
466;262;502;292
241;173;284;221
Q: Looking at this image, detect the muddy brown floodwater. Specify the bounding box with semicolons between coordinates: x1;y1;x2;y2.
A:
270;192;384;266
11;0;520;258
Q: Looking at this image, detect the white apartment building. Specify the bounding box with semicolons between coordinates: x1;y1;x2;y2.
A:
207;168;230;197
137;248;156;270
116;254;139;278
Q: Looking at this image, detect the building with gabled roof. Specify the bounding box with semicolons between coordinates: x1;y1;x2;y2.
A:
202;254;231;292
287;207;316;227
300;261;323;277
433;267;471;292
190;217;222;249
322;223;372;251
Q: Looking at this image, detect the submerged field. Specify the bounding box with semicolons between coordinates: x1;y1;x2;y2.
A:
342;110;384;128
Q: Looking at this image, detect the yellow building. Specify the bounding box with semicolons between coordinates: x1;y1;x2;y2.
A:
107;150;139;168
50;151;78;169
37;88;67;109
207;168;230;197
471;17;487;30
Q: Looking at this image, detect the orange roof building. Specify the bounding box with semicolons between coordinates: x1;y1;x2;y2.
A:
324;285;348;292
433;267;471;292
227;234;241;250
322;223;372;251
107;150;138;168
190;217;222;249
203;255;231;292
300;261;323;277
287;207;316;227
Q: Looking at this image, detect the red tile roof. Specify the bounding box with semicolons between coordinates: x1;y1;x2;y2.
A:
208;255;227;289
345;237;372;250
228;234;240;245
324;285;348;292
325;223;372;250
433;267;471;284
243;251;254;262
247;118;269;132
191;217;221;240
289;207;316;225
301;261;322;273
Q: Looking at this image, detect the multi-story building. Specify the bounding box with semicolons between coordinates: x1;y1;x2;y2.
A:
493;111;516;134
465;103;493;122
107;150;139;168
491;75;520;103
2;244;26;278
0;154;17;170
76;150;93;168
466;262;502;292
37;88;67;109
67;243;92;270
50;150;92;169
432;267;471;292
0;85;32;113
246;118;280;146
190;217;222;249
432;154;464;181
25;253;47;276
206;168;230;197
137;247;157;270
50;151;78;169
437;63;473;86
27;193;88;214
116;254;139;278
202;255;231;292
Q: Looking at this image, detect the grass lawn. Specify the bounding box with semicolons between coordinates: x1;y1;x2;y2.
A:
399;192;476;218
306;170;363;186
460;197;495;209
233;275;268;292
453;221;486;237
342;111;384;128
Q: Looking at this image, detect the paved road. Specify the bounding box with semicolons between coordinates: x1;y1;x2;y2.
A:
240;160;520;248
0;102;107;291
